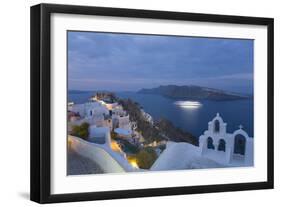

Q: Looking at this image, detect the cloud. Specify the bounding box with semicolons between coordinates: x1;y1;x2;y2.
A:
67;31;253;93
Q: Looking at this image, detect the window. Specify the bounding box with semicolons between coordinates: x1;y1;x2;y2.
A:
218;139;226;152
207;137;215;150
214;120;220;133
234;134;246;155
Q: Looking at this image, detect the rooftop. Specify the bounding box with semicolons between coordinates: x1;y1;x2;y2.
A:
114;128;132;136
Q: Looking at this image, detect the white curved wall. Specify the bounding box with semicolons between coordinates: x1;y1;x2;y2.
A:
69;135;134;173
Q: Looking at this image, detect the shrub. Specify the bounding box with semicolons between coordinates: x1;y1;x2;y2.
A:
136;147;157;169
71;122;89;140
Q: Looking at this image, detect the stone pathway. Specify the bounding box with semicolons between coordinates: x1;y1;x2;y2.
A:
67;148;104;175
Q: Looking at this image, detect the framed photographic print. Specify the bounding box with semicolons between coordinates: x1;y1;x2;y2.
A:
30;3;274;203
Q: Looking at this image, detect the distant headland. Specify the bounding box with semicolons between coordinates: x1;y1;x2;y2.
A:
138;85;251;101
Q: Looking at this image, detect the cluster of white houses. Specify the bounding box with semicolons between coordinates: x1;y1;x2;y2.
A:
68;96;152;151
69;101;125;131
68;97;142;140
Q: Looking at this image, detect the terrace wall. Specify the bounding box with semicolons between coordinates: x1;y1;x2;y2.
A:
68;135;134;173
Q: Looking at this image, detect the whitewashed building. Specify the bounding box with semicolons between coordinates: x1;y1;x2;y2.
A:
111;108;131;131
68;103;85;117
68;101;112;130
118;115;131;130
68;101;109;118
88;126;111;145
84;102;109;118
151;113;253;171
199;113;253;166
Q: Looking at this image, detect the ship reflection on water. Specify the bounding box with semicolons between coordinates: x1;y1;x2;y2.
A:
174;101;202;109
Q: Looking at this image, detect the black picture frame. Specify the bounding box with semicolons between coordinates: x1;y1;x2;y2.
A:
30;3;274;204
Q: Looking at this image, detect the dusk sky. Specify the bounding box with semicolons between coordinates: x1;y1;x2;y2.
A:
68;31;253;94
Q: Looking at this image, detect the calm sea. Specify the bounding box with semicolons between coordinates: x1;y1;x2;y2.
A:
68;91;254;138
